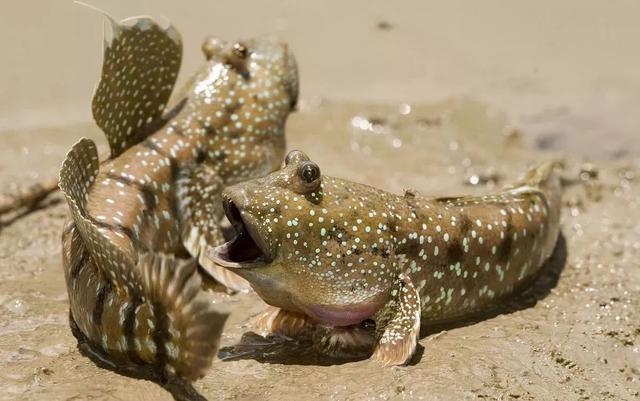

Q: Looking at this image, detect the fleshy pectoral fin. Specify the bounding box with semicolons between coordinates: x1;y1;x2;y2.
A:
312;325;375;359
255;307;374;358
91;11;182;157
176;164;251;292
371;274;421;366
254;306;314;338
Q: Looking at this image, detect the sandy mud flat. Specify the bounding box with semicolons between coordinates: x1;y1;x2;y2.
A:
0;99;638;400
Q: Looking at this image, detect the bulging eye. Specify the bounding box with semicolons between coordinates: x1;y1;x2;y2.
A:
232;42;249;59
285;150;309;166
299;162;320;184
224;42;251;76
293;161;321;193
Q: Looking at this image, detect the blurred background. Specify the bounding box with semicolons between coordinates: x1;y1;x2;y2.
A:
1;0;639;158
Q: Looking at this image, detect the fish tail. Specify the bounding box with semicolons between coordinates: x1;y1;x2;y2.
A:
514;161;563;255
521;161;562;214
60;139;228;380
521;161;560;188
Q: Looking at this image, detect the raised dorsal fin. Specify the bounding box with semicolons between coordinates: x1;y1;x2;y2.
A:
58;138;137;290
89;8;183;158
59;138;229;380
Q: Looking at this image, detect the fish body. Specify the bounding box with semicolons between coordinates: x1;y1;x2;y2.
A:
209;150;562;365
59;13;297;380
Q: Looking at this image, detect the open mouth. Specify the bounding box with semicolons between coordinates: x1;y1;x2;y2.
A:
208;198;270;268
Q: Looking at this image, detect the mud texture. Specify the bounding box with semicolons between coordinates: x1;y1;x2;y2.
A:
0;99;638;401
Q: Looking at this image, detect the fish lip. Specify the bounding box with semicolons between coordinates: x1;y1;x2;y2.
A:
207;242;268;269
207;198;271;269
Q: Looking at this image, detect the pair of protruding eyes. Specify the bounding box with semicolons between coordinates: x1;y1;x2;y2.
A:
285;150;321;193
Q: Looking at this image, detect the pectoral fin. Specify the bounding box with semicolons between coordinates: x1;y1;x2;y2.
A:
371;274;421;366
176;164;251;292
136;253;228;380
254;306;314;338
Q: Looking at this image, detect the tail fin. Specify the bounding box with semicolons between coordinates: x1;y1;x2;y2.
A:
520;161;560;187
83;4;183;157
60;139;228;380
508;161;563;257
516;161;562;215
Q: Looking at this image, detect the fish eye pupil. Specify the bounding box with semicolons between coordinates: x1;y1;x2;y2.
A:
232;42;248;59
301;163;319;183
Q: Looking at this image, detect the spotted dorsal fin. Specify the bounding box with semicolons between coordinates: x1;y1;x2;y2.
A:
90;10;182;158
58;138;140;292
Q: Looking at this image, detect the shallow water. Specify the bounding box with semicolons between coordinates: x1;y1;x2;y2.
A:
0;99;639;400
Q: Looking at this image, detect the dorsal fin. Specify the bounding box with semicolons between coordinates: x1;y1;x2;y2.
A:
59;138;229;380
58;138;138;292
87;7;183;158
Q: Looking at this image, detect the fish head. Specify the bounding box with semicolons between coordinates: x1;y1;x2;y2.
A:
199;36;299;174
246;37;299;111
202;35;298;111
208;150;396;326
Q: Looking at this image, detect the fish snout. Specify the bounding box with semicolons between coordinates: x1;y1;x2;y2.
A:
221;187;249;224
221;179;265;223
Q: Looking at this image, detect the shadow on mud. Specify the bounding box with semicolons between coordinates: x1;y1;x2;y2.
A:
69;312;208;401
220;233;568;367
0;196;61;230
218;330;372;366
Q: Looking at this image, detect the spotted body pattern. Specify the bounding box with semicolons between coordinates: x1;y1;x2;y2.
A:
209;151;562;366
59;12;297;380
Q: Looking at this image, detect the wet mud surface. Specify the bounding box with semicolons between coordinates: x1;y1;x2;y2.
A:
0;99;639;400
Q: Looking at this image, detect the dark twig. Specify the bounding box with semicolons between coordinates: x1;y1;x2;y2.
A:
0;177;60;216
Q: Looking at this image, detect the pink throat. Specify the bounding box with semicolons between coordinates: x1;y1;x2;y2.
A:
303;303;380;327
